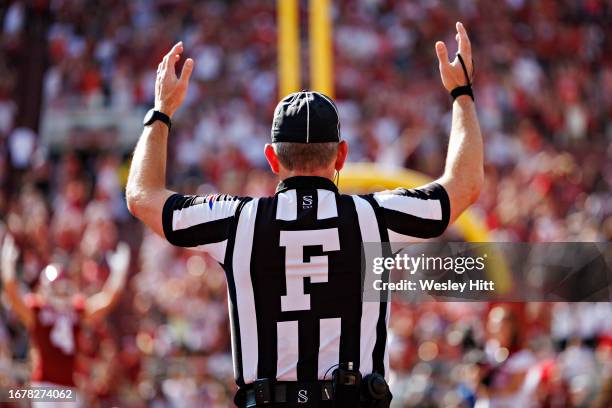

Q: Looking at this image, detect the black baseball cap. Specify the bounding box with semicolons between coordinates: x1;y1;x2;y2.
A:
271;90;340;143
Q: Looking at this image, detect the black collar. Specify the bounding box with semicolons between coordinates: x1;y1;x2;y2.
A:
276;176;338;194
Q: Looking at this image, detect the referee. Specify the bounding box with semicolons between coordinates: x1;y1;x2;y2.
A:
126;22;483;408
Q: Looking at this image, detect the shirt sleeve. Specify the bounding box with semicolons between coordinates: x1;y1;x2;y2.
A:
373;182;451;240
162;193;247;263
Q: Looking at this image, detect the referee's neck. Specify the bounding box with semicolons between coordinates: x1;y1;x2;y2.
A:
278;168;335;182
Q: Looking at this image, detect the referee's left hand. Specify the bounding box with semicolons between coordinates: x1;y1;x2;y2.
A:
435;22;474;92
155;42;194;118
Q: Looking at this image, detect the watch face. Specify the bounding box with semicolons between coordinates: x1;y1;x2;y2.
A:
143;109;155;126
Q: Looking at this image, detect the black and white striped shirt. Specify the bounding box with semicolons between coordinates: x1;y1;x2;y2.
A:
162;176;450;387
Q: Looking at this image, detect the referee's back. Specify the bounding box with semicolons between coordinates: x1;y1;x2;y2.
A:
161;175;450;387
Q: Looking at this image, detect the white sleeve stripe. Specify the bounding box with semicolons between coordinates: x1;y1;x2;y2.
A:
316;189;338;220
195;239;228;263
276;189;297;221
172;200;241;231
373;193;443;220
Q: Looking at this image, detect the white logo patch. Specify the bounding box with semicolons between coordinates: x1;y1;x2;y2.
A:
302;195;313;209
297;389;308;403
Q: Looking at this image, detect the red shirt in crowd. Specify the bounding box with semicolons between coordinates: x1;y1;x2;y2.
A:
25;293;85;387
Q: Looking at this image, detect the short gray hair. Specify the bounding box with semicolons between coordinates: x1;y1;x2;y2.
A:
273;142;338;171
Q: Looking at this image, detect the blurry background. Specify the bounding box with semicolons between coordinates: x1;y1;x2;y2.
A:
0;0;610;407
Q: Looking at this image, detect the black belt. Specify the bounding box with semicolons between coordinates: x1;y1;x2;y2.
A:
242;380;334;407
237;373;391;408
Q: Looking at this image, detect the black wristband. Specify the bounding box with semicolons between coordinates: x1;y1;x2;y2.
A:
143;109;172;131
451;85;474;101
450;53;475;101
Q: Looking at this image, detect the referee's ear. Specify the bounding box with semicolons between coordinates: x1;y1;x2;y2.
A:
335;140;349;171
264;143;281;174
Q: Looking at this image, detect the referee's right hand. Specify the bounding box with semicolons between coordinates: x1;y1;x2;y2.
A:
155;42;194;118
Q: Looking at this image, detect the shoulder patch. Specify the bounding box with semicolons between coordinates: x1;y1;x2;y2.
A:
203;194;219;209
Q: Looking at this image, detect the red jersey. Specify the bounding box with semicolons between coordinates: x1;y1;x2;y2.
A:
25;293;85;387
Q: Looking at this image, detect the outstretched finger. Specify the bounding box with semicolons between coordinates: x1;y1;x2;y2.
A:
179;58;194;85
162;42;184;72
435;41;451;69
456;22;471;57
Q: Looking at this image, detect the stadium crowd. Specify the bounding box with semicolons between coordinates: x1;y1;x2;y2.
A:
0;0;610;407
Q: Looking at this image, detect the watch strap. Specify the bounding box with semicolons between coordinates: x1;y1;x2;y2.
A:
145;110;172;130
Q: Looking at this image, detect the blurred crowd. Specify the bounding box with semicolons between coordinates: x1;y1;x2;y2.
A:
388;302;612;407
0;0;610;407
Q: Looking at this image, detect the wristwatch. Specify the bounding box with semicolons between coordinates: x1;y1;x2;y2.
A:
143;109;172;130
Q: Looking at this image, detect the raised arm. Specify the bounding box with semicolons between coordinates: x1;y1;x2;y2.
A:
84;242;130;324
126;42;194;236
1;235;34;329
434;22;484;224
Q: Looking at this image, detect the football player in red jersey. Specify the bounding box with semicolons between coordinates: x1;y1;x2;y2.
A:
1;234;130;406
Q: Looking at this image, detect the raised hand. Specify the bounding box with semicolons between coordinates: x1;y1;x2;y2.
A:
155;42;194;117
1;234;33;328
1;234;19;282
107;242;130;277
84;242;131;324
435;22;474;93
